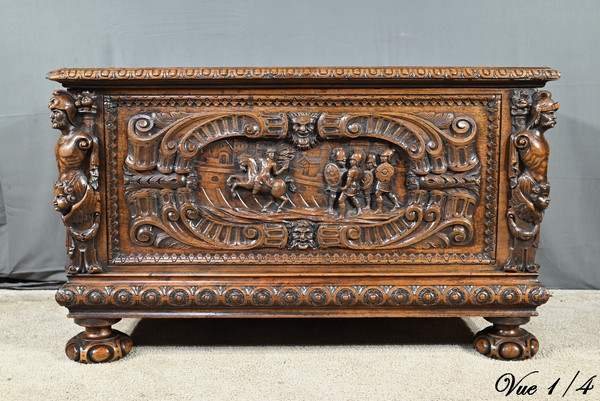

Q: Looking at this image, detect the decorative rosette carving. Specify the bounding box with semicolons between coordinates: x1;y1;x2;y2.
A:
113;289;135;306
197;289;218;306
445;287;467;306
224;289;246;306
279;288;301;306
472;287;494;305
169;289;191;306
335;288;357;306
363;288;385;306
308;288;330;306
85;289;106;306
417;287;441;306
140;289;162;306
252;288;274;306
56;283;551;308
390;287;412;306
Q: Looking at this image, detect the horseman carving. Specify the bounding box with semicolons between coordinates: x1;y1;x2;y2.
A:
227;147;296;213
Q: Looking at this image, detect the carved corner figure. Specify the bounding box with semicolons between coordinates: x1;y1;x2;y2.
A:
505;90;559;273
49;90;102;274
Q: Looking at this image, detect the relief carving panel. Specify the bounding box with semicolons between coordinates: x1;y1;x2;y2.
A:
107;95;499;265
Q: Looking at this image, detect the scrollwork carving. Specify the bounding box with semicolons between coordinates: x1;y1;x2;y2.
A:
49;90;102;274
109;94;499;263
124;110;481;251
504;90;559;273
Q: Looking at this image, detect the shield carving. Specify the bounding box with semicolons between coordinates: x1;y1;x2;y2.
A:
376;162;394;181
324;163;343;187
360;170;374;190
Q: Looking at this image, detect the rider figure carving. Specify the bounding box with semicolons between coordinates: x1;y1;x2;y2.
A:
253;147;289;195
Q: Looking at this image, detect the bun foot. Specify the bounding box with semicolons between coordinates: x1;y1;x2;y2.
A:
65;318;132;363
474;317;539;361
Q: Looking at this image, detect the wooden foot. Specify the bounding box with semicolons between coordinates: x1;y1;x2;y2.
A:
65;318;132;363
474;317;539;361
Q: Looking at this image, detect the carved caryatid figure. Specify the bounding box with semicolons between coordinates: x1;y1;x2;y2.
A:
374;149;402;213
227;147;296;213
505;90;559;272
49;90;101;274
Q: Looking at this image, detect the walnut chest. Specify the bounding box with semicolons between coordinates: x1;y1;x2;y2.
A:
48;66;560;363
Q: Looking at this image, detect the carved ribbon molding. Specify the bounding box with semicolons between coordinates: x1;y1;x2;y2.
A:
122;109;482;253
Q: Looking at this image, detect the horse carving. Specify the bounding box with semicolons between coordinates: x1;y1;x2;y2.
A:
227;148;296;213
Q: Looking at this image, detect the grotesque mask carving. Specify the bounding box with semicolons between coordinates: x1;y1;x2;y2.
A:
287;112;320;150
287;220;317;250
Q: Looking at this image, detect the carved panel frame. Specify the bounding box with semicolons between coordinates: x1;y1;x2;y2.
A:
104;94;501;266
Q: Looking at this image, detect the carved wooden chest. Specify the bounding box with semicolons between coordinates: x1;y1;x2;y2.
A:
48;67;560;363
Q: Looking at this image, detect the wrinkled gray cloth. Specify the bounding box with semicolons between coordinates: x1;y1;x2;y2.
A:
0;181;5;225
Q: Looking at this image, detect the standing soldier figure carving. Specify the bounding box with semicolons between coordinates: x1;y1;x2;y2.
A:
324;147;347;215
362;152;377;210
338;150;365;217
375;149;402;213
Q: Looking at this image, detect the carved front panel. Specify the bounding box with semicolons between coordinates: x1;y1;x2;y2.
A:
106;94;500;265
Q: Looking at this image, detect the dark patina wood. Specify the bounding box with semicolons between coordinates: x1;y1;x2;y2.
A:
48;66;560;363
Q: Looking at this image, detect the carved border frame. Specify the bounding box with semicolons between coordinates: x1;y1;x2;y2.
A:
105;94;501;265
48;67;561;83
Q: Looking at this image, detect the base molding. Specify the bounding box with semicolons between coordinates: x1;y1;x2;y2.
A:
56;280;550;313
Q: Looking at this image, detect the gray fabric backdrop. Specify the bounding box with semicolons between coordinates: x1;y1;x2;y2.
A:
0;0;598;289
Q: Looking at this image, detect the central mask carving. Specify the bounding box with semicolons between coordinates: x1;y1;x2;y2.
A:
287;112;320;150
286;220;317;250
